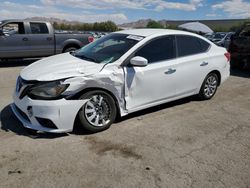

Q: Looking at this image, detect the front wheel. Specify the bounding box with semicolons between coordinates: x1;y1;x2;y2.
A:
199;73;219;100
78;90;117;133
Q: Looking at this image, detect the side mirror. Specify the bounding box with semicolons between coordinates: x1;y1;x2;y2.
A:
130;56;148;67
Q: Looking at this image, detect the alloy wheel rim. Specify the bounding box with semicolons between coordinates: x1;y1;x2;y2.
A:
204;75;217;97
84;95;111;127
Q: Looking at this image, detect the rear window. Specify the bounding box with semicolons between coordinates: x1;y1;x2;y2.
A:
176;35;210;57
30;22;49;34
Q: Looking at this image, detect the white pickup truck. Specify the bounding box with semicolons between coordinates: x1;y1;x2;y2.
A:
0;19;94;60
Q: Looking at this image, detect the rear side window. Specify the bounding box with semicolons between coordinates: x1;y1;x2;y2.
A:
176;35;210;57
135;36;175;63
30;23;49;34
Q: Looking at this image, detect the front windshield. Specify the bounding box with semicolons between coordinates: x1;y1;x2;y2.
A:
73;33;143;64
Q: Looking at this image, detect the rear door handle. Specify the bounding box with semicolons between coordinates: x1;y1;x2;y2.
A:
165;68;176;74
22;37;28;41
200;62;208;66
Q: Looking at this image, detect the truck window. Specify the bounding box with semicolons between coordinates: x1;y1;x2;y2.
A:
2;22;25;35
30;23;49;34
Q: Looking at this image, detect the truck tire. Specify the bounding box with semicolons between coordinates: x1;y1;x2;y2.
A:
63;46;78;53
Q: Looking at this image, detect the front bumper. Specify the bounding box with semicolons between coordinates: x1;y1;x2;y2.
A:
12;93;86;133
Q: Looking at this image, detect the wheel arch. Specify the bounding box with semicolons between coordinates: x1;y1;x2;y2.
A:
70;87;123;117
62;43;81;53
209;70;221;86
198;69;222;94
62;41;81;53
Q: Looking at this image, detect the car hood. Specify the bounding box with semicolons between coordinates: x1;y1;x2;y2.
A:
20;53;105;81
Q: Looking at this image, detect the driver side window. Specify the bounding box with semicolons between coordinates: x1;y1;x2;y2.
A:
2;22;25;35
135;36;176;63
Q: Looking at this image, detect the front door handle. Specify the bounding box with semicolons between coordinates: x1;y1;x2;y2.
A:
200;61;208;66
165;68;176;74
22;37;28;41
46;37;52;41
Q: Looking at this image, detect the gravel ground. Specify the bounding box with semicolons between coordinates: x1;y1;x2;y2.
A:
0;60;250;188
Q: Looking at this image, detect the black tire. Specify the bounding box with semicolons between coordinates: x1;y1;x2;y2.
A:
78;90;117;133
63;46;78;53
199;73;219;100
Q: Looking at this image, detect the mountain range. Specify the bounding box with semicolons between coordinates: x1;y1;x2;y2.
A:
24;17;248;30
119;18;249;30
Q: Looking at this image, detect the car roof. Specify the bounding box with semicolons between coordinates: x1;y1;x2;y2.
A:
1;19;49;23
1;19;25;23
115;29;200;37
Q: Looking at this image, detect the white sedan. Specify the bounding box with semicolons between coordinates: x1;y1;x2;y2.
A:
12;29;230;133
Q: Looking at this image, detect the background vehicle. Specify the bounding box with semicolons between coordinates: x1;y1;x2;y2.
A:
204;33;214;40
12;29;230;133
210;32;226;43
215;32;235;49
229;23;250;69
0;19;94;60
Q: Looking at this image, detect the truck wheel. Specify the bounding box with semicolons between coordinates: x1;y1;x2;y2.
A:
78;90;117;133
63;47;78;53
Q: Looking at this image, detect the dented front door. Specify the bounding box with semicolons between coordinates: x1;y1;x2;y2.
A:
124;59;178;111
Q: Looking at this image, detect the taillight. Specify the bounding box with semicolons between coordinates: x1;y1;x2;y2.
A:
88;36;94;43
224;52;231;62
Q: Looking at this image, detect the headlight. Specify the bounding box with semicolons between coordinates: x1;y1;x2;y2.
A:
28;80;69;99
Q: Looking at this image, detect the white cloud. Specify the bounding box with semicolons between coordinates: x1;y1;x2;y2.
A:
0;1;128;23
155;0;203;11
212;0;250;18
40;0;204;11
0;0;205;24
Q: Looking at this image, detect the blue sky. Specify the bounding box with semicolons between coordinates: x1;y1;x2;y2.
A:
0;0;250;23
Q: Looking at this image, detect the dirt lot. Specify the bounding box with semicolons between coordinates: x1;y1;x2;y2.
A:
0;60;250;188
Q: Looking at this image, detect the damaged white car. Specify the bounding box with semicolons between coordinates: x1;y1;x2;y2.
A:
12;29;230;133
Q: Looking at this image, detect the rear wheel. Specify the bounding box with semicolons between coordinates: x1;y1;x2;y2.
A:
78;90;117;132
199;73;219;100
